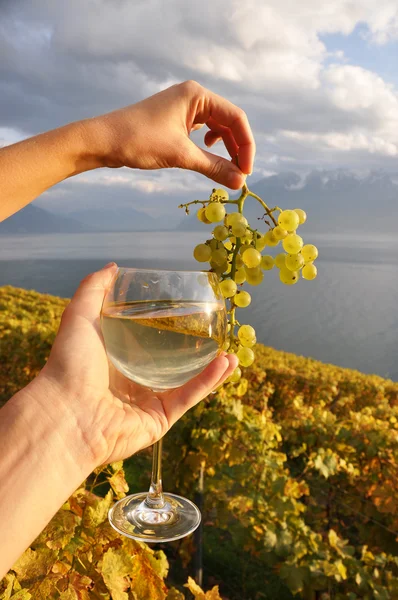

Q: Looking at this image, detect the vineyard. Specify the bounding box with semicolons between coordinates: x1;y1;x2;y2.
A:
1;285;398;599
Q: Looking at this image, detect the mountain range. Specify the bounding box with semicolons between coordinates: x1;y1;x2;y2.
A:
1;169;398;234
178;169;398;234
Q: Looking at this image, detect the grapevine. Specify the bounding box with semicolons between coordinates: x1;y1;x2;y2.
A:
179;182;318;383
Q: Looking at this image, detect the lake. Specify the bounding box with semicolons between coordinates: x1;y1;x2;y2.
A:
1;230;398;381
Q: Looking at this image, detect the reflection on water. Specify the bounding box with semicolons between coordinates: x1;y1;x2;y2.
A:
0;231;398;380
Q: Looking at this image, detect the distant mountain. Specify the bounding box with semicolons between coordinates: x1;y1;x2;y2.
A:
177;169;398;234
66;207;163;232
0;204;91;234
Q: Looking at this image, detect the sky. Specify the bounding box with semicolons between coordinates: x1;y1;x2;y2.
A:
1;0;398;219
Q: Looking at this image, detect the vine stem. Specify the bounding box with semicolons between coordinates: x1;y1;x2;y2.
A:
247;191;279;226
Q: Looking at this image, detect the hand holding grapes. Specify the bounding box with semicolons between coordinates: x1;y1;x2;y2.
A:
0;80;255;221
91;80;255;188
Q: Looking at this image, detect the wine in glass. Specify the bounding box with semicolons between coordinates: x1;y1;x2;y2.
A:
101;268;227;542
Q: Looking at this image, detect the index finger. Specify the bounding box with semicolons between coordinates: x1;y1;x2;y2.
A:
194;89;256;174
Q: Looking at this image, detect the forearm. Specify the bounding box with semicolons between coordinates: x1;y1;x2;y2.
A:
0;375;97;578
0;120;103;222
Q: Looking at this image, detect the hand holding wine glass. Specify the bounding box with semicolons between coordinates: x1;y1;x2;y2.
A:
39;262;237;467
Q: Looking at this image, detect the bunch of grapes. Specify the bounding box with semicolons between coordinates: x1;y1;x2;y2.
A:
179;184;318;383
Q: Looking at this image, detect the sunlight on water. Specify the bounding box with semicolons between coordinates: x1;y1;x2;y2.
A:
1;231;398;380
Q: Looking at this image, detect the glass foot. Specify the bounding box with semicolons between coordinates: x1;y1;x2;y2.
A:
108;492;201;542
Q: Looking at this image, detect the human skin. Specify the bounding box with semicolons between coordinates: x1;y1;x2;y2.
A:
0;80;255;221
0;80;254;576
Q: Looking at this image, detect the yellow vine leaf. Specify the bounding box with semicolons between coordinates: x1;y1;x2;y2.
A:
146;550;169;580
34;509;79;550
166;589;185;600
101;547;134;600
336;560;348;581
128;542;167;600
8;592;32;600
12;548;56;586
58;571;93;600
184;577;222;600
83;489;113;529
108;469;129;499
0;573;15;600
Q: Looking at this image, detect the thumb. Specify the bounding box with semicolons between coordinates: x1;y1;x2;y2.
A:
68;262;118;323
184;139;246;190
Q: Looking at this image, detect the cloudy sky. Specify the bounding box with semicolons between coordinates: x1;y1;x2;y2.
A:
2;0;398;219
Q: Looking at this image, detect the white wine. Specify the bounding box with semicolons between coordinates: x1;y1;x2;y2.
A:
101;300;227;391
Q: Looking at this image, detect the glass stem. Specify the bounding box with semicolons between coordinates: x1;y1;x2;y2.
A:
145;438;165;509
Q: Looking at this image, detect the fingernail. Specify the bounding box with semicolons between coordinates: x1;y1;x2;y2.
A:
103;262;117;270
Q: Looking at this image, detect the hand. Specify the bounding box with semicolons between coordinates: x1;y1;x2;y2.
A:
35;263;238;467
88;80;255;189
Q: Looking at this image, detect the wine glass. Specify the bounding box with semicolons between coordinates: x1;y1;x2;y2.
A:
100;267;227;542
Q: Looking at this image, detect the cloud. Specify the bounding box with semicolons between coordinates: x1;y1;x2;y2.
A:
2;0;398;207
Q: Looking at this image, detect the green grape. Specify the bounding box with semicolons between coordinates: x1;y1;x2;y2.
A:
220;279;237;298
275;253;287;269
239;243;251;255
224;240;233;251
237;346;255;367
226;212;247;227
273;225;288;240
255;234;267;251
261;255;275;270
234;290;252;308
233;256;242;271
213;225;229;241
278;210;300;231
212;188;229;201
209;239;218;250
294;208;307;224
231;222;247;237
242;247;262;268
222;339;231;351
245;266;264;286
285;253;305;271
264;230;279;247
228;367;242;383
279;267;299;285
238;324;256;343
301;244;318;262
240;336;256;348
197;207;210;224
211;248;228;265
282;233;303;254
193;243;211;262
215;261;229;275
225;262;232;274
235;268;246;284
302;263;317;280
205;202;226;223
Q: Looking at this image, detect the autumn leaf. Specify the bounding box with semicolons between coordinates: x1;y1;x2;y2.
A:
128;542;167;600
58;571;93;600
166;589;185;600
108;469;129;499
84;489;113;529
34;509;79;550
12;548;56;585
146;550;169;580
101;547;133;600
184;577;222;600
0;574;16;600
8;592;32;600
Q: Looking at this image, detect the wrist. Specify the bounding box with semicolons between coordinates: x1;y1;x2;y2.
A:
79;112;134;170
10;372;101;478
